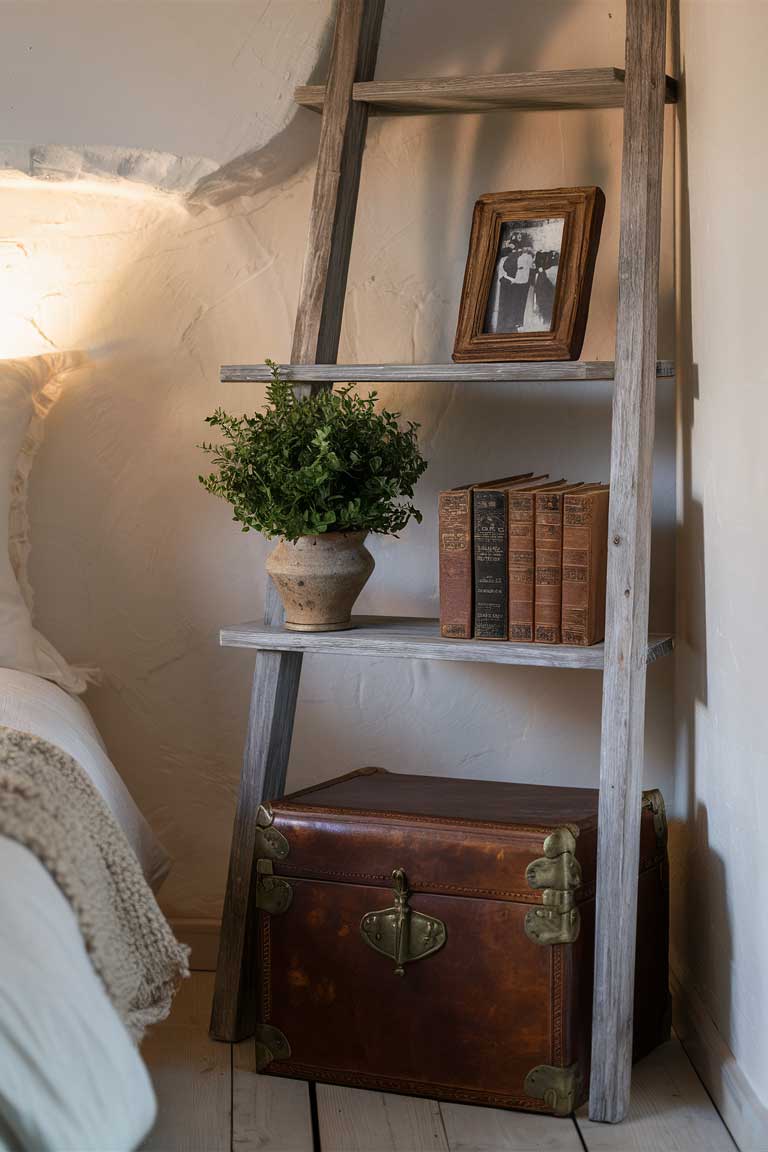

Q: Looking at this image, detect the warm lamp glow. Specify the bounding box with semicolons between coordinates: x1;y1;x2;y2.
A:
0;170;185;359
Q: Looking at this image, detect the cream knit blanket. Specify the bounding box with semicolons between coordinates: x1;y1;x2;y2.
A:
0;725;189;1041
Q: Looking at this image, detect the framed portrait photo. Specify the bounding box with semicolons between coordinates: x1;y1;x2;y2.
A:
453;187;605;362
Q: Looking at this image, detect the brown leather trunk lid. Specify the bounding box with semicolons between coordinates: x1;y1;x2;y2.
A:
270;768;663;902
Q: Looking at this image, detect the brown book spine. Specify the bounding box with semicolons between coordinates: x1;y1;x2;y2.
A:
439;490;473;638
507;492;536;642
534;491;566;644
562;489;610;646
473;490;508;639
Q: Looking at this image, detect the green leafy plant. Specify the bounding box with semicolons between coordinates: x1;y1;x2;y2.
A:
200;361;428;542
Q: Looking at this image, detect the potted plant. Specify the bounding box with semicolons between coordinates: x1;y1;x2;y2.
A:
200;361;428;632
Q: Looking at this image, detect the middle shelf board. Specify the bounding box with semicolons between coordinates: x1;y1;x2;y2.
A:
221;616;674;670
221;361;675;384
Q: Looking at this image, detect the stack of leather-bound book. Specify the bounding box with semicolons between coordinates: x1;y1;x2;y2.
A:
438;472;609;645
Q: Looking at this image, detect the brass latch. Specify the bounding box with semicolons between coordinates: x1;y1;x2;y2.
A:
525;826;582;945
254;804;292;915
524;1062;583;1116
360;868;446;976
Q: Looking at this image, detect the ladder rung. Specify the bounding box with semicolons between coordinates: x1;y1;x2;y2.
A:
221;361;675;385
295;67;678;116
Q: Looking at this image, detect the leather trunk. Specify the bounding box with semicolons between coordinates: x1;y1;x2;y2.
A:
253;768;670;1116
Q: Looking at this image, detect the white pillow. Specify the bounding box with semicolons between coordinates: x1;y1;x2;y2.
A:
1;354;86;693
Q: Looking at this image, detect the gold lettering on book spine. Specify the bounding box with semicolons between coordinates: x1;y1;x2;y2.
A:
439;490;473;639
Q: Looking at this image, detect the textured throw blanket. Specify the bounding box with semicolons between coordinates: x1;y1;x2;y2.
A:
0;725;189;1041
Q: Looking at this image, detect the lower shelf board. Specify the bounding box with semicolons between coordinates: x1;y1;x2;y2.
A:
220;616;674;669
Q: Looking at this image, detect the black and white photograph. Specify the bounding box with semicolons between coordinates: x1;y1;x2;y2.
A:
483;217;564;334
454;187;604;361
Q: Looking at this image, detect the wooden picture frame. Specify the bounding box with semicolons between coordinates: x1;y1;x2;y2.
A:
453;187;605;362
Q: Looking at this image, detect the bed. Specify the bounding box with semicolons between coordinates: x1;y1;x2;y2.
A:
0;669;168;1151
0;355;184;1151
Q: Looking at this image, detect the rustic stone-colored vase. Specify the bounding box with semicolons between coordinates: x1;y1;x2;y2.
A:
266;532;375;632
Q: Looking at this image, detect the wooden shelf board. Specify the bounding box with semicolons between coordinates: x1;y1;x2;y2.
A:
221;361;675;384
221;616;674;669
295;67;678;116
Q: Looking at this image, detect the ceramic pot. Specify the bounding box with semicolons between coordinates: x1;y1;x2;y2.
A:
265;532;375;632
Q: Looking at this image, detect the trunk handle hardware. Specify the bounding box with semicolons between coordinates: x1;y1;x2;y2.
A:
360;868;447;976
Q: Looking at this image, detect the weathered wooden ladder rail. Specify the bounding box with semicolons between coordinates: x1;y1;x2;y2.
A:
211;0;674;1126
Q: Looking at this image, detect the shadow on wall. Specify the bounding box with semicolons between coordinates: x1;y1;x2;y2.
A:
187;17;334;210
190;1;620;223
671;9;734;1094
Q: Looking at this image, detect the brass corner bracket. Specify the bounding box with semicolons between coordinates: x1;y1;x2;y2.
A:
255;803;290;861
525;826;582;945
254;1023;291;1072
524;1062;583;1116
254;804;292;914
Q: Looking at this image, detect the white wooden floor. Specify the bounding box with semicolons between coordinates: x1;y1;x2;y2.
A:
141;973;738;1152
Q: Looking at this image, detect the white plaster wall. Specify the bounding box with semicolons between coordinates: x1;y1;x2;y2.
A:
0;1;331;179
0;2;675;923
674;0;768;1124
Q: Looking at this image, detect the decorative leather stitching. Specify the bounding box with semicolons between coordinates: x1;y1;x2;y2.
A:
552;945;564;1064
260;912;272;1021
275;802;596;836
267;1062;580;1111
273;856;664;902
278;865;542;902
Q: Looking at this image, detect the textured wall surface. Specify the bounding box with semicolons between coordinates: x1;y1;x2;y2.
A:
674;0;768;1131
0;1;675;924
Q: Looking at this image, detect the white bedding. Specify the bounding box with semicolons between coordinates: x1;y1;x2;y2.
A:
0;670;168;1151
0;839;156;1151
0;667;169;888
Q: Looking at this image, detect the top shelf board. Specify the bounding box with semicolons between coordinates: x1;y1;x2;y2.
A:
221;361;675;384
295;67;678;117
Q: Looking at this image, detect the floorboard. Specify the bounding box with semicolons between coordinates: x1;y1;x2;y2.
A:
317;1084;449;1151
140;978;737;1152
232;1043;314;1151
140;972;231;1152
440;1101;583;1150
576;1038;738;1150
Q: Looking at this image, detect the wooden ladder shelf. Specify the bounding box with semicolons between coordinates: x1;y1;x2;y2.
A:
210;0;674;1125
